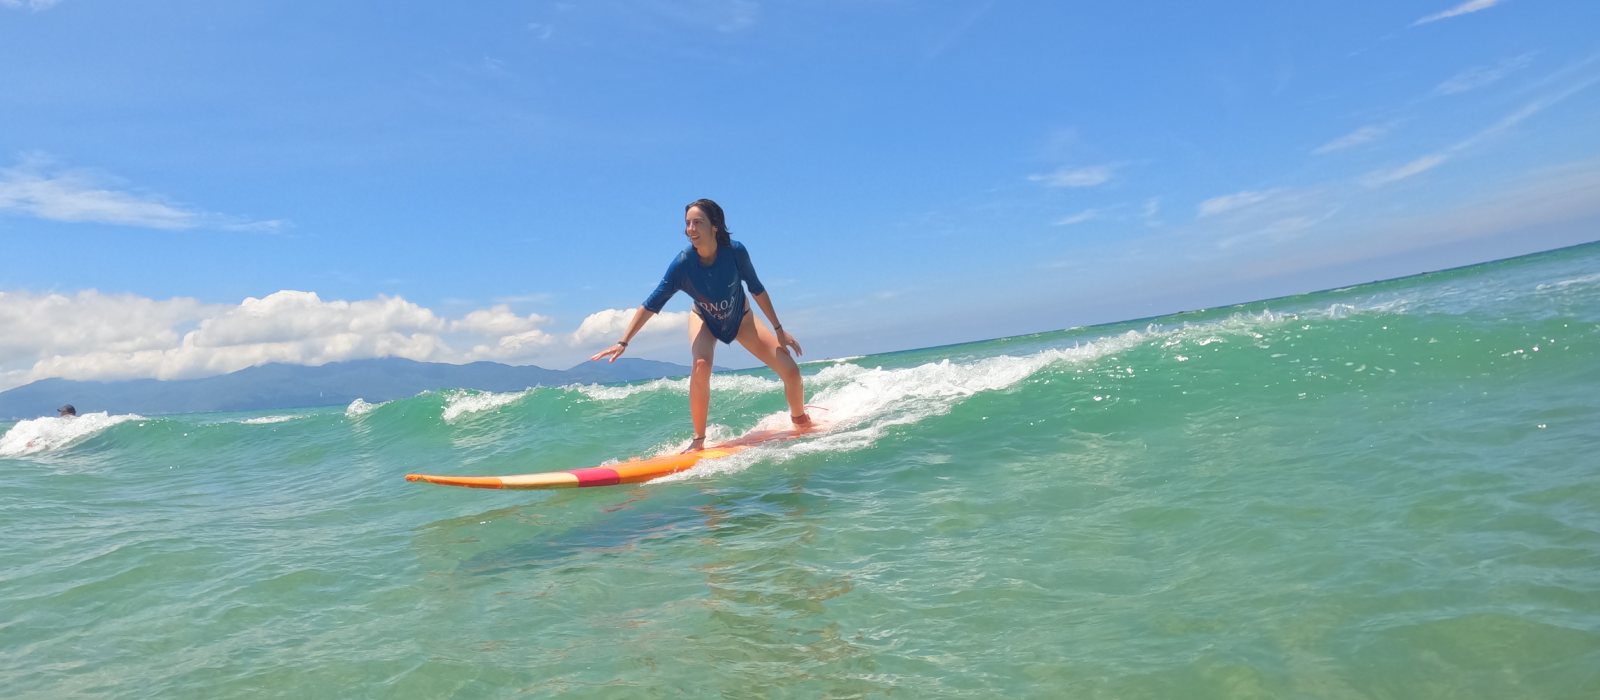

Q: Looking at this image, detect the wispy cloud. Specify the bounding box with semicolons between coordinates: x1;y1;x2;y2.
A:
1433;54;1533;95
479;56;511;77
1360;154;1449;187
0;0;62;11
1197;189;1285;218
926;0;998;61
0;154;284;232
493;292;557;306
1362;66;1600;187
1313;124;1391;155
645;0;760;34
1241;160;1600;284
1142;198;1163;227
0;158;203;229
526;23;555;41
1053;210;1101;226
1216;207;1342;250
1413;0;1505;27
1029;165;1113;188
714;0;760;33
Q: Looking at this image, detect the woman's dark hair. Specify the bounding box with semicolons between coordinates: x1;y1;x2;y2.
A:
687;198;732;248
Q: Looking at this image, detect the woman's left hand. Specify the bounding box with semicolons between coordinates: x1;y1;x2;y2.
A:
777;328;803;356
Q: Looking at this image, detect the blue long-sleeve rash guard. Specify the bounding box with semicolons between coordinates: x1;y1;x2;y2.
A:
643;240;766;344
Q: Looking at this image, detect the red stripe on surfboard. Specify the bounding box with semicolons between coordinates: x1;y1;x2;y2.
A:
567;467;622;487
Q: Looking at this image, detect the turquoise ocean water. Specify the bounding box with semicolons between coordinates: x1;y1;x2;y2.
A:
4;243;1598;698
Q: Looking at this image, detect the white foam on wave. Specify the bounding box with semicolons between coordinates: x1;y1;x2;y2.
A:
240;415;297;425
345;398;384;417
572;373;781;401
655;294;1467;485
0;412;146;457
645;303;1415;485
1141;302;1394;352
800;355;864;366
652;334;1144;484
646;305;1401;483
441;389;529;423
1536;271;1600;291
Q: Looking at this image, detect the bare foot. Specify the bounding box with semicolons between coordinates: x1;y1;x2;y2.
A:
680;436;706;453
791;413;813;428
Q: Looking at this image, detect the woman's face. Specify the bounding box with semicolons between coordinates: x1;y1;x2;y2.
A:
684;206;717;247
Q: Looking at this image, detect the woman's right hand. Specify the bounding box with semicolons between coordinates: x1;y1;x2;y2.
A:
589;342;627;363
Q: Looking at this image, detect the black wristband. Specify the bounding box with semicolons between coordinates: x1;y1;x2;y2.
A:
616;340;628;347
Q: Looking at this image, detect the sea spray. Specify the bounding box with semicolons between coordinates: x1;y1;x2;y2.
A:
0;411;145;457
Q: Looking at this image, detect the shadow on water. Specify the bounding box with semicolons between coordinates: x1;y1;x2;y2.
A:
411;469;840;578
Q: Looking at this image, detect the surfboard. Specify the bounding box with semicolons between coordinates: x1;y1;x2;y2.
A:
404;424;819;490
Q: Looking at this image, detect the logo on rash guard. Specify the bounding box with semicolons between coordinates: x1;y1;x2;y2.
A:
698;297;736;320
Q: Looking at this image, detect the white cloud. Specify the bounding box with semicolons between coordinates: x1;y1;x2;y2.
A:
1196;189;1284;218
1028;165;1112;188
0;291;695;391
0;0;62;11
1413;0;1504;26
469;329;556;361
0;290;217;362
0;154;285;232
1053;210;1101;226
1142;198;1163;227
1433;54;1533;96
0;157;199;229
1217;209;1338;250
571;307;689;345
1456;72;1599;150
1359;73;1597;189
1039;127;1081;159
1360;154;1449;187
643;0;760;34
1313;124;1389;155
451;304;551;336
493;293;557;305
1236;159;1600;282
714;0;759;33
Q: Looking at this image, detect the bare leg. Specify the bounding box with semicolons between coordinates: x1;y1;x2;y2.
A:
733;312;809;425
686;314;718;451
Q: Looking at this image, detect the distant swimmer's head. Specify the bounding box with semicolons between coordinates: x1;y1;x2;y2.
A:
685;198;731;248
57;404;77;417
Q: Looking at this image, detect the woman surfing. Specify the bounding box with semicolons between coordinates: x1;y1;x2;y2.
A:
590;199;811;452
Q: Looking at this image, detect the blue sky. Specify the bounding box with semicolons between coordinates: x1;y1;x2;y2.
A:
2;0;1598;390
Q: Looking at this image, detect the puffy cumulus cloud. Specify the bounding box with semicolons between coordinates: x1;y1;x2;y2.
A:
451;304;550;336
451;304;560;362
572;308;690;346
469;329;557;362
1;290;460;387
0;290;218;363
188;291;447;347
0;290;689;391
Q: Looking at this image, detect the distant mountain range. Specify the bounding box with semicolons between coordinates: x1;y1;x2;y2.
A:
0;357;698;420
